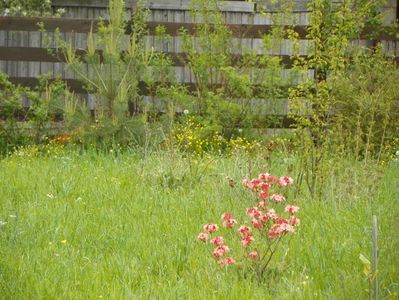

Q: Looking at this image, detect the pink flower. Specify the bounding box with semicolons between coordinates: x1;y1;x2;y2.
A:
289;216;301;226
258;213;269;223
203;223;219;233
238;225;252;236
260;191;268;199
265;208;279;221
279;223;295;233
213;245;230;258
248;251;258;260
251;179;261;187
278;176;294;187
221;213;233;220
259;201;266;208
260;183;270;191
268;176;278;184
242;179;249;186
268;222;295;239
271;194;285;203
210;236;224;246
284;205;300;214
276;217;288;225
218;256;236;266
224;257;236;265
197;232;208;242
246;207;260;218
268;228;281;239
223;218;237;228
241;235;255;246
258;172;270;181
251;218;262;229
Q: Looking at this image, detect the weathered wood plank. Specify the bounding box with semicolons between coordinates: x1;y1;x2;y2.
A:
27;31;41;77
151;1;254;13
1;46;398;71
1;17;397;40
52;0;255;13
18;31;29;77
0;31;7;73
6;31;21;77
7;76;294;98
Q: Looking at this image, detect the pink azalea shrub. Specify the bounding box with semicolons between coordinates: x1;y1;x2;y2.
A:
197;172;300;275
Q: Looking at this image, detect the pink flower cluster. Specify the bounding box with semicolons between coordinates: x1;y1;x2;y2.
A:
198;172;300;268
197;215;238;266
244;203;300;239
242;173;294;203
221;213;237;228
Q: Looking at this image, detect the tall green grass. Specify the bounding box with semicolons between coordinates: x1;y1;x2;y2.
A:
0;148;398;299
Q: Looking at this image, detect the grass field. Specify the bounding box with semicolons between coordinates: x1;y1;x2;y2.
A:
0;148;398;299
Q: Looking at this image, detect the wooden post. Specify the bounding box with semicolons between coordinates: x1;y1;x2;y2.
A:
397;0;399;21
372;215;378;300
131;0;138;15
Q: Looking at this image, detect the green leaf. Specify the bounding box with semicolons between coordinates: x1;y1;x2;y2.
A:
359;254;371;276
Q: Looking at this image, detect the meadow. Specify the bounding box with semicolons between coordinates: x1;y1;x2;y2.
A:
0;146;398;299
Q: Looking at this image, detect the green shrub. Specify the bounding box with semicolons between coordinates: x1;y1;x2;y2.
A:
0;0;52;16
330;48;399;162
0;72;73;151
288;0;397;199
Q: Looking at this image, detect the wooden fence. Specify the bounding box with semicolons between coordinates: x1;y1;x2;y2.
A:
0;0;398;118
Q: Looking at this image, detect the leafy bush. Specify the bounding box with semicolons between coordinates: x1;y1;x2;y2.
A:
0;72;74;151
330;48;399;162
0;0;51;16
61;0;150;123
288;0;397;198
0;72;27;150
179;0;291;137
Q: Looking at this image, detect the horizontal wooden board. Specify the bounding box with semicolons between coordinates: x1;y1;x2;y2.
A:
52;0;256;12
0;47;300;67
52;0;136;8
7;76;292;98
1;16;397;40
51;0;314;12
150;1;255;12
2;47;398;68
0;16;97;33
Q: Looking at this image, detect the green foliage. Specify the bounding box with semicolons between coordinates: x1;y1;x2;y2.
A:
178;0;292;135
0;72;77;151
143;25;180;130
46;0;183;147
62;0;150;123
330;48;399;162
26;75;67;141
0;0;63;17
179;0;233;114
288;0;397;198
0;72;27;150
0;0;50;16
40;0;175;148
359;253;379;300
72;115;164;150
